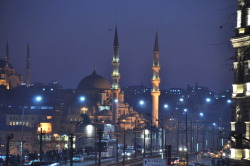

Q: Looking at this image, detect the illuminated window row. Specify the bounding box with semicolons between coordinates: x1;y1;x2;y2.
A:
10;121;28;126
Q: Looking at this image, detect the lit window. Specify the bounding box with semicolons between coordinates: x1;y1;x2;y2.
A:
247;8;250;26
47;116;52;120
237;10;241;28
10;122;12;125
13;122;16;125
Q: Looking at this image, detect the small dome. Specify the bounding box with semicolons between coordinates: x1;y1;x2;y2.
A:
0;59;12;68
97;109;112;116
77;71;111;90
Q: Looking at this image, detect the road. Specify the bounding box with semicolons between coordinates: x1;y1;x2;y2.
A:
61;153;229;166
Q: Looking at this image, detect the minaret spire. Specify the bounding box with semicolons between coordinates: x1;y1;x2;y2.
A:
26;43;31;87
5;42;9;67
154;32;159;52
111;25;121;125
151;32;161;127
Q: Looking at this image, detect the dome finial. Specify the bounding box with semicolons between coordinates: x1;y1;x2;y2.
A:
93;64;97;74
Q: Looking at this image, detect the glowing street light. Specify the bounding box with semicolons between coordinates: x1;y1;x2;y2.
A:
206;98;211;102
164;104;169;109
79;96;85;102
179;98;184;102
199;112;204;117
35;96;42;102
139;100;145;105
227;99;232;104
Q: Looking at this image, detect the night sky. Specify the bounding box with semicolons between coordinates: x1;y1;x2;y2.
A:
0;0;237;92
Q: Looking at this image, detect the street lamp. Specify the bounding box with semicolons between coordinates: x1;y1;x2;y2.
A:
140;113;153;157
117;121;126;166
139;100;145;106
213;123;216;149
156;119;164;153
206;98;211;103
199;112;204;149
137;120;146;158
79;96;85;102
184;109;188;165
21;96;43;165
35;95;42;102
164;104;169;109
67;95;86;165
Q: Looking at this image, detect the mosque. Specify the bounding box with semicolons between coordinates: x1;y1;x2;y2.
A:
68;27;162;148
0;26;163;153
0;42;24;89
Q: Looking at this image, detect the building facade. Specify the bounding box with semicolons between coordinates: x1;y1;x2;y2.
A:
230;0;250;161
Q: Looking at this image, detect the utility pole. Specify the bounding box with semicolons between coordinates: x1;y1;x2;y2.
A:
177;115;179;156
39;128;45;161
134;120;137;158
190;120;193;153
97;129;102;166
161;119;164;152
69;133;74;166
116;138;119;162
150;119;153;157
143;129;146;158
123;129;126;166
6;134;14;166
185;110;188;164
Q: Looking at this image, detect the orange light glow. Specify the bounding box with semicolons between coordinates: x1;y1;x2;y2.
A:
38;123;52;133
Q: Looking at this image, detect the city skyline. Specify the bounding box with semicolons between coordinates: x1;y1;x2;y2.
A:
0;0;236;92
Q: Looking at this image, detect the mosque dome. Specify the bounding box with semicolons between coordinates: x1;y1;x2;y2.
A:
77;71;111;91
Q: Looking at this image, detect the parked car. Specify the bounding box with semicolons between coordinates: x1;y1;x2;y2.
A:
72;154;84;162
170;157;180;165
178;158;187;166
23;160;60;166
211;151;221;159
199;149;210;158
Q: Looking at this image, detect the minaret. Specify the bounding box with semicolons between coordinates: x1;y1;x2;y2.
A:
26;43;31;87
111;26;121;125
230;0;250;161
5;42;9;67
151;32;161;127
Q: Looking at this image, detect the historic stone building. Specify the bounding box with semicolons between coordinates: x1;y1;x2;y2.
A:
230;0;250;161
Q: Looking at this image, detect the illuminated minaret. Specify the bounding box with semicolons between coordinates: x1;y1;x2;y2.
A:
26;43;31;87
111;26;120;124
5;42;9;67
151;32;161;127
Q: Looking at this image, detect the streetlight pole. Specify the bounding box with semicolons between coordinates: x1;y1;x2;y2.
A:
39;128;44;161
184;109;188;164
177;113;179;156
97;129;102;166
134;119;137;159
150;119;153;157
6;134;14;166
199;112;204;150
143;129;146;158
20;106;25;165
123;128;126;166
213;123;216;150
